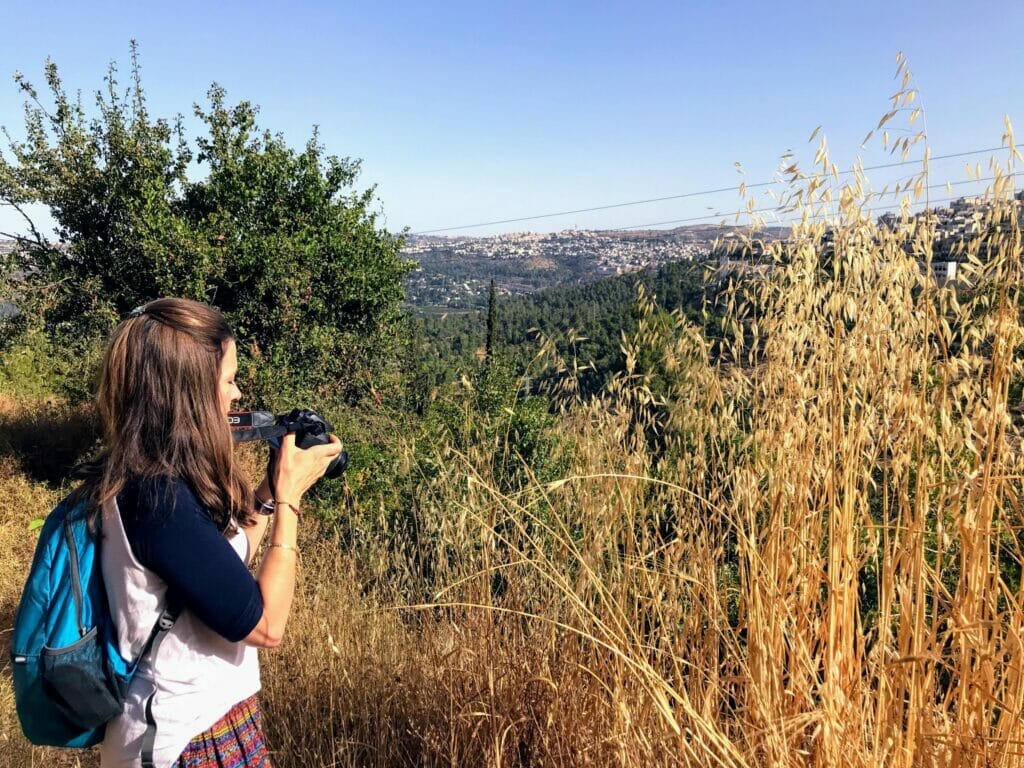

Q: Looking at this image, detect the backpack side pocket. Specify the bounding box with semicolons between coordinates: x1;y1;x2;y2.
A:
41;627;124;729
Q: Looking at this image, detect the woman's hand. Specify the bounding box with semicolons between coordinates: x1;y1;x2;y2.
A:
272;432;343;507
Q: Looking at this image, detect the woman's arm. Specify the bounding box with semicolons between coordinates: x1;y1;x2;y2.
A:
244;432;342;648
120;478;264;643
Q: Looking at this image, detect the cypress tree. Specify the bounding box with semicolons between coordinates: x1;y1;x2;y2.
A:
485;278;497;362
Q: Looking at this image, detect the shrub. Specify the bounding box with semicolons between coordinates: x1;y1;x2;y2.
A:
0;44;413;408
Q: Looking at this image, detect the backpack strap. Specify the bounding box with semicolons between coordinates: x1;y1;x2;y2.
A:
138;603;180;768
98;495;184;766
62;508;88;638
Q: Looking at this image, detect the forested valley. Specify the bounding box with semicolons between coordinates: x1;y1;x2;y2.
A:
415;259;712;392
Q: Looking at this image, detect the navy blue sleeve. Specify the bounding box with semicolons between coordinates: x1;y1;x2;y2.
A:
118;477;264;643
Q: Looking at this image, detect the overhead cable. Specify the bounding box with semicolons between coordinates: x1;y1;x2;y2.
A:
411;144;1022;235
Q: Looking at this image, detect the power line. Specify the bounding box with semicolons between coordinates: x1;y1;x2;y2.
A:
411;144;1023;235
614;174;1014;231
431;186;1016;302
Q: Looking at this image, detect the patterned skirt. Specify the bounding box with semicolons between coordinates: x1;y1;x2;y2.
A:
173;694;271;767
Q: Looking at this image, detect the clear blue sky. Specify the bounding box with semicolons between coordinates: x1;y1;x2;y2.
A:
1;1;1021;237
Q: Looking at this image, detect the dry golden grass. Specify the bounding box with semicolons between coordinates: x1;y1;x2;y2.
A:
262;126;1022;765
3;73;1024;765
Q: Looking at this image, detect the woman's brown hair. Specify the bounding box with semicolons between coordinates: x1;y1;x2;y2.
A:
78;298;253;531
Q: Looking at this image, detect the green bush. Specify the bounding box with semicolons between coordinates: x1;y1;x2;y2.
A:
0;332;60;401
0;45;413;408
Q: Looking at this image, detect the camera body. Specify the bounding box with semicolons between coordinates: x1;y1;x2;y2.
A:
228;408;349;478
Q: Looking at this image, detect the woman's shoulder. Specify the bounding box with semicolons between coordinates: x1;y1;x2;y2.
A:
120;474;205;522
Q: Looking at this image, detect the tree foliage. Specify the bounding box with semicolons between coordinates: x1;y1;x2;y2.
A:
420;259;712;392
0;45;412;405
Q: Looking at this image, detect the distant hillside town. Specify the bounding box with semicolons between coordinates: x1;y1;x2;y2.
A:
713;190;1024;287
880;190;1024;257
402;224;787;310
402;190;1024;310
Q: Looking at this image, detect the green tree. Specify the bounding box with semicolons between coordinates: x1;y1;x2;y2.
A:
0;45;413;405
485;278;497;362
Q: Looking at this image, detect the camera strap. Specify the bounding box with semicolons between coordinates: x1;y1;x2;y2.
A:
227;411;288;444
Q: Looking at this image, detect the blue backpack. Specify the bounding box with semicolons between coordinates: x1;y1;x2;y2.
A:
10;495;176;754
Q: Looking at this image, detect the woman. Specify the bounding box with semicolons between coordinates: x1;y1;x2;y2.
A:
78;297;341;767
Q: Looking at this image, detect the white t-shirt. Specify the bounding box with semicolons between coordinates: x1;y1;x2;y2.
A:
99;499;261;768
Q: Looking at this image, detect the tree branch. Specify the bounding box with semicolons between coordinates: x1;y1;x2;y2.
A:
0;200;50;251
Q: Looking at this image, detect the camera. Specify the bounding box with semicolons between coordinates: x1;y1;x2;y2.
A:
227;408;349;479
